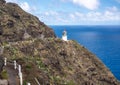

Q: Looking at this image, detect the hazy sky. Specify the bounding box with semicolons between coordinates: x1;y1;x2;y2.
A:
6;0;120;25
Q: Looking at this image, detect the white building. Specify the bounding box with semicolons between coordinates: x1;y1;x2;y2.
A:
62;30;67;41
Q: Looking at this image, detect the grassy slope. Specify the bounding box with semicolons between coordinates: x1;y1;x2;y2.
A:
1;38;119;85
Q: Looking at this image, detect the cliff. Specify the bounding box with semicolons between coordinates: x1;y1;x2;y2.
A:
0;0;55;42
0;0;120;85
0;39;119;85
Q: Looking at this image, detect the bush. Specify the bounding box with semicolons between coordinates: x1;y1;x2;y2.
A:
25;64;32;69
0;69;8;79
65;80;76;85
23;80;27;85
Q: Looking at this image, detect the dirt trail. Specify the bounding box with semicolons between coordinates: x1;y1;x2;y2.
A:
5;63;19;85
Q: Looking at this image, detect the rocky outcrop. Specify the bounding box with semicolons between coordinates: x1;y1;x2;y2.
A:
0;1;55;42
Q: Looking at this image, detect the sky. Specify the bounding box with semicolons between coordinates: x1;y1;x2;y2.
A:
6;0;120;25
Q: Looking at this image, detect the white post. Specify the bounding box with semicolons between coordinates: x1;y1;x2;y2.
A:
4;58;7;66
27;83;31;85
18;65;22;79
14;60;17;69
18;65;21;75
18;65;23;85
19;72;23;85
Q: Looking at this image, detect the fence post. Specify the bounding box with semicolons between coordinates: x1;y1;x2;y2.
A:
4;58;7;66
18;65;21;75
18;65;23;85
14;60;17;69
19;72;23;85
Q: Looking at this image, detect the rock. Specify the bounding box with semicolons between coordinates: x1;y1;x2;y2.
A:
0;0;6;4
0;80;8;85
23;31;31;39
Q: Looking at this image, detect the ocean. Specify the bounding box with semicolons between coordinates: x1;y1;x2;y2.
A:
50;25;120;80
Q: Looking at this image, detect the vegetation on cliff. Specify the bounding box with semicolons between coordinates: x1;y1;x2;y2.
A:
0;38;119;85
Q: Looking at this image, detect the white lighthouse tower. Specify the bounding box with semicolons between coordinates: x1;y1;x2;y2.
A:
62;30;67;41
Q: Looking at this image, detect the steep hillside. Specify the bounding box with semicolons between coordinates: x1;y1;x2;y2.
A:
0;0;55;42
0;38;119;85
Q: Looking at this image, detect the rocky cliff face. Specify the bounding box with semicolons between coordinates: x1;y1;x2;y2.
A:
0;0;55;42
0;0;120;85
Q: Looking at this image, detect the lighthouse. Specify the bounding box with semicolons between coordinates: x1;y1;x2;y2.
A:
62;30;67;41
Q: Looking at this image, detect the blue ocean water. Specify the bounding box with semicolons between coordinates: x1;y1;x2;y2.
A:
50;25;120;80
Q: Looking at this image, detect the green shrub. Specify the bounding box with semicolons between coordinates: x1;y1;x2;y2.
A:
65;80;76;85
26;64;32;69
53;76;61;84
23;80;27;85
0;69;8;79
